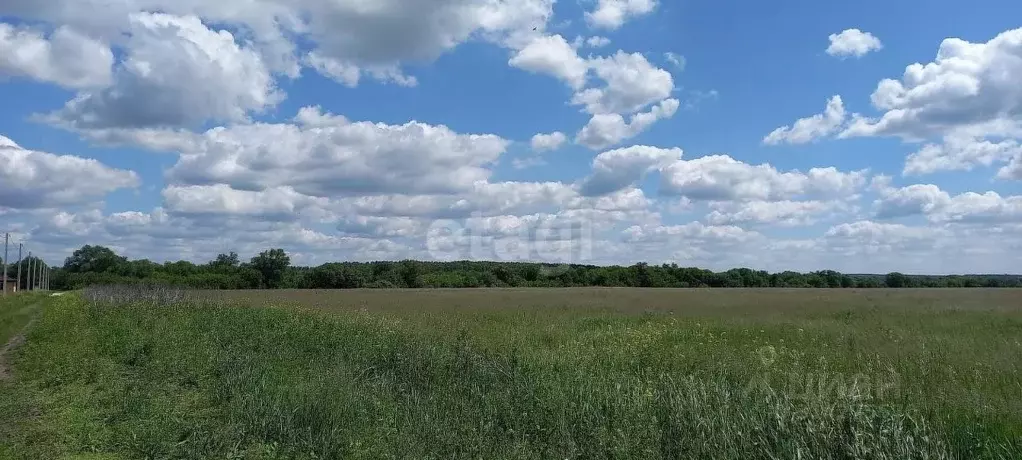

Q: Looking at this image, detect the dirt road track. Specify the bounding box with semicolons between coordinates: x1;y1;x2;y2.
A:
0;303;40;382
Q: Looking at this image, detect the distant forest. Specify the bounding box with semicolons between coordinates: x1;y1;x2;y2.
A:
10;245;1012;290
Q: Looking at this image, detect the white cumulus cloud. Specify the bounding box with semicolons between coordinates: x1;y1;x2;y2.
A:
585;0;658;30
165;106;510;198
530;132;568;151
572;50;674;115
874;183;1022;224
903;136;1022;176
0;23;113;89
826;29;883;58
661;154;868;202
585;36;611;48
707;201;843;227
48;13;281;131
763;96;846;145
0;135;139;209
576;98;679;150
579;145;682;196
509;34;588;89
841;28;1022;140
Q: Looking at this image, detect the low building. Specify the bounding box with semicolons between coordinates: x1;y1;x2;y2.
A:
2;276;18;294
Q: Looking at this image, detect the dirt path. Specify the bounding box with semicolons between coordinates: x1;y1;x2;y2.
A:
0;304;40;382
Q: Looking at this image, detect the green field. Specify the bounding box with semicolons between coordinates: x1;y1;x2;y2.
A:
1;288;1020;459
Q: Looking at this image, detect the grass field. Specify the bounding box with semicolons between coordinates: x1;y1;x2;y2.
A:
1;287;1020;459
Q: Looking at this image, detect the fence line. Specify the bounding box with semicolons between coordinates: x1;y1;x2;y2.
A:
2;231;51;296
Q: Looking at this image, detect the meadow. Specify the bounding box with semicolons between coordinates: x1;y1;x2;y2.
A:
0;287;1020;459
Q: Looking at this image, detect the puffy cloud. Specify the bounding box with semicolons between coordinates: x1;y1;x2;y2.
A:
932;191;1022;224
706;200;844;227
513;28;677;152
873;184;951;219
998;154;1022;180
330;183;652;235
304;52;418;88
874;183;1022;223
841;28;1022;140
576;98;679;149
579;146;682;196
48;13;281;130
826;29;883;58
572;51;674;115
660;155;868;202
530;131;567;151
165;106;509;197
0;23;113;88
585;0;657;30
623;221;760;244
2;0;556;82
509;34;587;89
295;0;555;70
162;185;332;221
336;215;427;239
0;0;302;76
903;136;1022;176
619;221;767;266
585;36;611;48
823;220;947;255
304;52;361;87
463;213;590;239
342;181;577;219
568;187;654;212
0;135;139;209
763;96;846;145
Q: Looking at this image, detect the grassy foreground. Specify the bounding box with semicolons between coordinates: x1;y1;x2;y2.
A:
0;288;1020;459
0;294;41;348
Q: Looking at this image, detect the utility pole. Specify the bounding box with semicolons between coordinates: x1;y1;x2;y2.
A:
27;253;32;292
36;260;42;291
16;244;22;294
2;232;8;297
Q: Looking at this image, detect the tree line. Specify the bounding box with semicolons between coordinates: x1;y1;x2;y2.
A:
35;245;1022;290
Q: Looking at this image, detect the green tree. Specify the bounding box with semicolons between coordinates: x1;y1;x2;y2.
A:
250;249;291;288
399;260;423;288
210;252;240;270
63;245;127;274
884;272;909;288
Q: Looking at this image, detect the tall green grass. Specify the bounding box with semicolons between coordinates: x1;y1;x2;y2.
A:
0;288;1019;459
0;294;43;347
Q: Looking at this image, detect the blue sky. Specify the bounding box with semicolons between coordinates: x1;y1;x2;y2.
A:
1;0;1021;273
